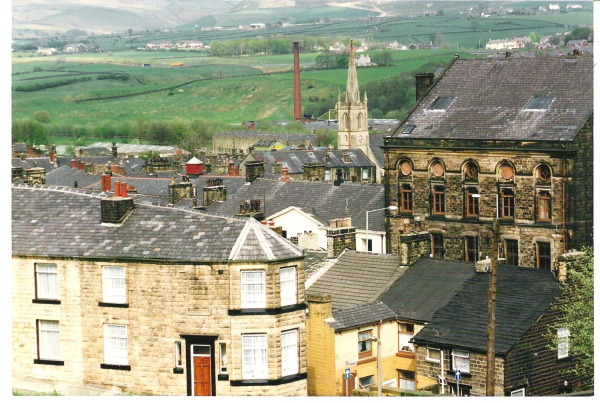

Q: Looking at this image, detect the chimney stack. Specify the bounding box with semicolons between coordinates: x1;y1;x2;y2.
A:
101;174;112;192
245;160;265;183
414;72;435;101
334;168;343;186
281;166;290;182
71;159;78;169
77;160;85;171
203;178;227;207
112;142;118;158
101;195;134;224
293;41;302;121
49;144;56;163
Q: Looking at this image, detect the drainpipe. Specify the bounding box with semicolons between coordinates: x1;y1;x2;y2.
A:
441;350;445;395
562;148;567;254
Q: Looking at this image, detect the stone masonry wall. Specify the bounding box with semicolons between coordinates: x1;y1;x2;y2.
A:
12;256;307;396
306;295;337;396
386;145;576;267
415;346;504;396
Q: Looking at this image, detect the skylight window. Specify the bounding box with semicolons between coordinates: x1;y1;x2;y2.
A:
402;124;416;134
429;97;455;110
525;96;554;110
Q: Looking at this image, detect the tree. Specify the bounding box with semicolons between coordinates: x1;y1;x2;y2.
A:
553;247;593;385
437;10;444;16
128;28;133;37
65;145;76;157
371;51;393;66
529;31;540;44
564;27;592;44
471;20;480;30
33;110;51;123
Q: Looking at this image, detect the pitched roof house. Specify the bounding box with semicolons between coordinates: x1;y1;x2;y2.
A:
12;185;308;396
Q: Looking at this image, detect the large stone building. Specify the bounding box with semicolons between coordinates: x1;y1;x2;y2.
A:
384;56;593;269
12;185;308;396
213;132;317;155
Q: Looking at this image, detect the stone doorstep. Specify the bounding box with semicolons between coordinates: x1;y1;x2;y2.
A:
13;377;124;396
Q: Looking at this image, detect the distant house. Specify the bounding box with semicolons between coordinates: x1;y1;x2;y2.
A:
37;47;57;56
386;41;400;50
567;4;583;10
250;23;266;29
355;54;373;67
549;4;560;10
567;39;589;48
146;40;173;49
64;43;88;53
176;40;204;49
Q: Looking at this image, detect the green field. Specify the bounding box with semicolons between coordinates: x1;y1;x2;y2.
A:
12;50;465;126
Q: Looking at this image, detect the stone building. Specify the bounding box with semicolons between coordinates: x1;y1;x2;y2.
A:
12;185;308;396
213;132;316;155
412;261;591;396
384;56;593;269
239;148;376;183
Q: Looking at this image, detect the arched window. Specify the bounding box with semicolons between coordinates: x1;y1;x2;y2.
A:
499;163;514;180
357;113;363;129
431;161;445;177
537;164;551;182
399;160;413;176
343;113;349;130
464;162;478;179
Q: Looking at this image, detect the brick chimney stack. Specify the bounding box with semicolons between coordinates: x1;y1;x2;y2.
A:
415;72;435;101
101;174;112;192
293;41;302;121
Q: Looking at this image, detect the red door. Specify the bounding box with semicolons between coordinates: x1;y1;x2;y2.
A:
193;356;211;396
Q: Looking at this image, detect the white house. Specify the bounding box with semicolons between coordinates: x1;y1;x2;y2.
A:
549;4;560;10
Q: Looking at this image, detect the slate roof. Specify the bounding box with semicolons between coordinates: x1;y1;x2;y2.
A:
194;176;248;203
368;133;385;167
412;265;562;355
14;142;28;153
307;250;406;309
205;178;386;231
85;142;184;155
11;158;56;172
391;57;593;142
78;146;111;156
89;176;178;197
379;257;478;323
249;149;374;175
216;131;316;142
12;185;302;263
45;166;103;188
304;250;329;279
328;301;398;332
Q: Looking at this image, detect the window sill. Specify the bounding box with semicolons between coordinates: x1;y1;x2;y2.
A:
32;299;60;305
228;303;306;316
557;356;573;362
98;302;129;308
173;367;184;374
396;351;415;359
230;372;307;386
462;216;479;222
218;374;229;381
101;363;131;371
428;215;446;221
358;356;377;365
447;370;472;379
34;359;64;366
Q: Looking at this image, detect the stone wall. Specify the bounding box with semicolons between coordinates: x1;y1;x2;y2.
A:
399;232;431;265
303;163;325;181
414;346;504;396
384;139;586;267
326;227;356;258
12;256;308;396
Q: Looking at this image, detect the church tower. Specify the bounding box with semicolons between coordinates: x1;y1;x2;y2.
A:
337;40;369;155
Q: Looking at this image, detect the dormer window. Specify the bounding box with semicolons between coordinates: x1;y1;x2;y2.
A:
402;125;416;134
429;97;455;110
525;96;554;110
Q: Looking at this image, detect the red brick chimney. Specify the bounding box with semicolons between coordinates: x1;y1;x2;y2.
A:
120;182;128;198
293;41;302;121
114;180;121;197
71;159;77;169
281;166;289;182
101;174;112;192
77;160;85;171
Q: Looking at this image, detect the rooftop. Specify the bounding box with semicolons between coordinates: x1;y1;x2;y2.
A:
12;185;302;263
247;149;374;175
391;57;593;142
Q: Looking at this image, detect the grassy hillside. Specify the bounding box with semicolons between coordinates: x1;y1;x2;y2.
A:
12;50;464;126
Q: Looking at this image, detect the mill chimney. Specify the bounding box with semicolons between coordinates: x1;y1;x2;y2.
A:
112;142;118;158
293;41;302;121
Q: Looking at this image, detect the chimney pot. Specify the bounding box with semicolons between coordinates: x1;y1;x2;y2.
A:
114;180;121;197
120;182;128;198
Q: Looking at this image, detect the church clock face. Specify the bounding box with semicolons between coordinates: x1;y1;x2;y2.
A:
358;135;363;143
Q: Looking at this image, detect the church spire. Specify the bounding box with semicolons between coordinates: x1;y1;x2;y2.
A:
345;40;360;105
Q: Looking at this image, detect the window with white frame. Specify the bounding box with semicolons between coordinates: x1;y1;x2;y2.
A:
511;388;526;396
242;334;268;379
452;349;470;373
281;329;299;377
36;263;58;300
241;271;265;308
38;320;60;360
102;266;126;303
362;168;369;180
220;343;228;374
104;324;128;365
558;328;570;359
359;375;374;387
426;347;441;362
324;169;331;181
280;267;296;307
398;370;416;390
174;341;183;368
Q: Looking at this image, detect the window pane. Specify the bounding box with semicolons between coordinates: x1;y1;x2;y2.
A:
280;267;296;307
220;343;228;373
537;242;552;269
432;234;445;258
242;334;267;379
505;240;519;266
281;330;298;376
103;266;126;303
36;263;58;299
427;348;441;361
104;324;127;365
241;271;265;308
39;320;60;360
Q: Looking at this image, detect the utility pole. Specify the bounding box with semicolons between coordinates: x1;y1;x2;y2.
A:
486;218;500;396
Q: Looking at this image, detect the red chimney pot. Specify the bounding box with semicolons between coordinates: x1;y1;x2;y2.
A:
114;181;121;197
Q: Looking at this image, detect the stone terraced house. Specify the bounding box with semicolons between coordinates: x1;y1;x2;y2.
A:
384;56;593;269
11;184;308;396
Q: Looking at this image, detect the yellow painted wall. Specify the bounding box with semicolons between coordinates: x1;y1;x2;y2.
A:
306;296;337;396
